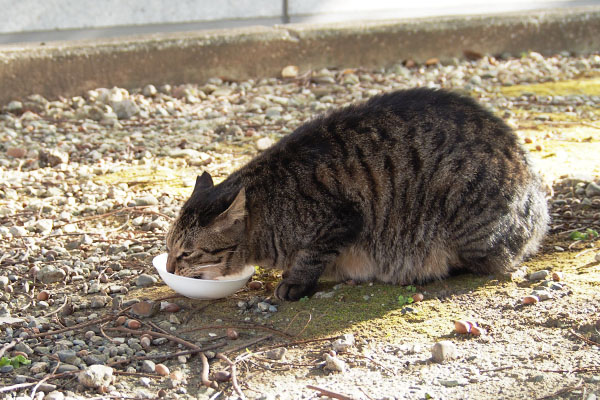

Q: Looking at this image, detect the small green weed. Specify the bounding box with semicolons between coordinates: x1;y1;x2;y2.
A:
569;228;599;241
0;355;31;369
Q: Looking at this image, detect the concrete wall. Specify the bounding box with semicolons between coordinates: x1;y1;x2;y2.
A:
1;0;598;44
1;6;599;104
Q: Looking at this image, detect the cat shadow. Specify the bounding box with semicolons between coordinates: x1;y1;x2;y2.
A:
264;271;498;340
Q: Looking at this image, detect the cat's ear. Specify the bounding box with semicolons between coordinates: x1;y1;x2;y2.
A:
213;188;246;231
223;188;246;222
193;171;214;194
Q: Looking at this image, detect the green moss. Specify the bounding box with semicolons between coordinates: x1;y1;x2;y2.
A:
500;77;600;97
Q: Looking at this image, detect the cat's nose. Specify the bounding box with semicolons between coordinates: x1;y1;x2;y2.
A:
166;254;176;273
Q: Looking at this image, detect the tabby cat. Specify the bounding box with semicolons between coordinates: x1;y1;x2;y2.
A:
166;88;548;301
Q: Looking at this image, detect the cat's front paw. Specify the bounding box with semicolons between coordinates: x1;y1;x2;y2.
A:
275;280;313;301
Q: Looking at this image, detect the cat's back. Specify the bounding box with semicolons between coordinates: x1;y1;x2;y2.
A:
263;88;519;161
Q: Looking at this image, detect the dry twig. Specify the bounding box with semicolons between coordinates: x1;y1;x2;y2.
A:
307;385;356;400
535;380;583;400
217;353;246;400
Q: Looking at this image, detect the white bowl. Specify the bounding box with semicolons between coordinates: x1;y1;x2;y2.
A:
152;253;254;299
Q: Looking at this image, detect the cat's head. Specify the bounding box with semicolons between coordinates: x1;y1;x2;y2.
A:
165;172;247;279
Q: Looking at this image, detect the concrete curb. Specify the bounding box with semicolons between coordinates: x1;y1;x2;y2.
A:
1;6;599;104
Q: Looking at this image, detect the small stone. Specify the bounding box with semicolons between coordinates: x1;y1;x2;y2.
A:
6;147;27;158
140;336;151;349
470;326;487;336
57;350;78;364
314;291;336;299
141;360;155;373
36;265;66;284
142;84;157;97
6;100;23;113
0;276;9;289
126;319;142;329
412;293;424;302
1;365;14;373
34;219;53;233
256;137;273;151
163;303;181;313
155;364;170;376
214;370;231;382
131;301;158;318
57;364;79;373
39;149;69;167
265;347;286;361
133;195;158;206
528;270;549;282
139;376;151;387
595;253;600;263
332;333;355;353
454;320;472;334
135;274;157;287
30;361;49;373
37;291;50;301
532;290;553;301
226;328;239;340
78;365;114;389
112;99;139;119
281;65;299;78
585;182;600;197
90;296;108;308
44;390;65;400
523;295;540;304
431;341;457;363
324;354;346;373
257;302;271;312
9;226;28;237
551;272;564;282
248;280;263;290
439;378;468;387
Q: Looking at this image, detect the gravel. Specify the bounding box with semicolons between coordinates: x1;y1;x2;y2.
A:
0;51;599;399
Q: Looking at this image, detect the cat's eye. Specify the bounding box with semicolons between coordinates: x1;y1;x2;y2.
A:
179;251;192;259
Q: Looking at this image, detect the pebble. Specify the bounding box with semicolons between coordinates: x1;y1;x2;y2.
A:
265;347;287;361
324;354;346;373
133;195;159;206
332;333;355;352
155;364;170;376
256;137;274;151
57;350;78;364
431;341;457;363
15;342;34;356
281;65;299;78
523;295;540;304
9;226;28;237
0;276;9;289
44;391;65;400
1;365;14;373
78;365;114;389
585;182;600;197
528;270;550;281
131;301;158;317
439;378;468;387
141;360;155;373
135;274;157;287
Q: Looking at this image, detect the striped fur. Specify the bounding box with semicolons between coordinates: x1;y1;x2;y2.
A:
166;88;549;301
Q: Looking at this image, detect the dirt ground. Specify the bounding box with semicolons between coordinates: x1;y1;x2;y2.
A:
1;58;599;400
115;80;600;400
